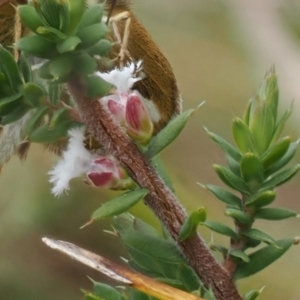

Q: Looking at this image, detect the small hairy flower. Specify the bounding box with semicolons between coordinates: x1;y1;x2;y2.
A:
96;62;153;145
49;128;133;197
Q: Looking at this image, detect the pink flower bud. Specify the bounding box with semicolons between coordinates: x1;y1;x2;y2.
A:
87;156;134;190
107;99;126;124
125;92;153;145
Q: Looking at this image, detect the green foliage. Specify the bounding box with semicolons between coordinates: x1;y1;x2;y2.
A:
203;67;299;282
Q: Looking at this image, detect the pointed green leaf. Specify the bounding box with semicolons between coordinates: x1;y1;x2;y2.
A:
18;5;44;33
36;26;68;40
78;4;104;29
92;280;124;300
201;221;238;240
26;106;49;135
67;0;85;34
91;188;148;220
204;184;242;209
23;83;46;107
17;35;57;58
84;74;112;98
57;36;81;53
240;152;264;192
242;228;278;247
48;84;61;106
225;208;252;224
213;164;250;194
48;54;73;79
85;293;102;300
226;155;241;177
243;100;252;126
49;107;71;128
19;52;32;83
261;164;300;190
0;93;23;116
245;190;276;208
205;127;241;161
265;140;299;176
255;207;298;220
230;250;250;263
234;238;296;280
243;289;263;300
261;136;291;170
73;54;98;75
0;45;23;93
270;105;293;146
76;23;108;49
179;208;207;242
1;105;31;125
87;39;113;57
146;109;194;158
232;117;254;153
129;289;157;300
203;289;217;300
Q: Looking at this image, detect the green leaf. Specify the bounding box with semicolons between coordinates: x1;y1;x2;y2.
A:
18;5;44;33
201;221;238;240
234;238;295;280
48;54;74;79
23;83;46;107
225;209;252;224
213;165;250;194
205;128;241;161
242;228;278;247
78;4;104;29
0;72;12;96
73;54;98;75
76;23;108;49
67;0;85;35
91;188;148;220
240;152;264;191
36;26;68;40
57;36;81;53
49;107;71;128
270;105;293;146
48;84;61;106
261;136;291;170
84;74;112;98
0;93;23;116
232;117;254;154
91;280;124;300
26;106;49;135
265;140;299;176
243;289;263;300
226;155;241;177
84;293;102;300
17;35;57;58
0;45;23;93
129;289;157;300
119;230;201;292
146;109;194;158
19;52;32;83
1;105;31;125
229;250;250;263
87;39;113;57
179;208;207;242
204;184;242;209
29;121;74;143
255;207;298;220
113;214;159;238
249;97;275;154
261;164;300;190
203;289;217;300
245;190;276;208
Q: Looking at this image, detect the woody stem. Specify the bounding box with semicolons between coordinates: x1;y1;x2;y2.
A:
68;78;242;300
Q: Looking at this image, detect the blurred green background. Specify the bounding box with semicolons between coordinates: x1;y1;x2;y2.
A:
1;0;300;299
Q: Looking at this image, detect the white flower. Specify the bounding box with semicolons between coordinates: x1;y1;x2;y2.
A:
48;127;92;197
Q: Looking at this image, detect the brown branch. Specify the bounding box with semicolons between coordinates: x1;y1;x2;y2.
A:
68;78;242;300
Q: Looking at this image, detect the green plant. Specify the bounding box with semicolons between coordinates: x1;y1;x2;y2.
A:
0;1;299;300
